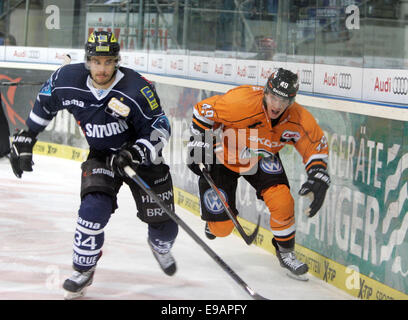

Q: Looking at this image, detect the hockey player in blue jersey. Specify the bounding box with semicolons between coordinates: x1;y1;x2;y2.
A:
9;31;179;299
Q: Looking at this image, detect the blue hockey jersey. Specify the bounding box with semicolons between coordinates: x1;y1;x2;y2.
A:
26;63;170;162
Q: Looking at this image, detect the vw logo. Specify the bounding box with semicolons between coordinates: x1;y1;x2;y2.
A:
260;156;283;174
339;73;352;90
392;77;408;95
301;69;312;85
203;189;228;214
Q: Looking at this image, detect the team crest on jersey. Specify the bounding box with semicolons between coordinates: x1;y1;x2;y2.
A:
106;97;130;119
259;156;283;174
203;189;227;214
280;130;301;143
140;86;159;110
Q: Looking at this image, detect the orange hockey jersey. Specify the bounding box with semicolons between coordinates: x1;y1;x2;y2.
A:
191;85;328;174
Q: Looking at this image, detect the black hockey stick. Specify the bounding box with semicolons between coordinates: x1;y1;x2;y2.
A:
123;165;268;300
199;164;261;245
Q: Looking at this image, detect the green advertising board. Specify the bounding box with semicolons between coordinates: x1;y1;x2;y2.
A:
293;107;408;295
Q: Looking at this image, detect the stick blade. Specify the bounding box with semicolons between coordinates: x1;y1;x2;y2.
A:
243;214;261;245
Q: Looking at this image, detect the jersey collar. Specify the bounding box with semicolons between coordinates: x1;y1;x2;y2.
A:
87;69;124;100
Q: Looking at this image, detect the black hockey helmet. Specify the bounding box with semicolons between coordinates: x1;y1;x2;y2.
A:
85;30;120;59
264;68;299;104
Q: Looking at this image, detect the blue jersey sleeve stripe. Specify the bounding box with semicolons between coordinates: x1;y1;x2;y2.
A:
28;110;52;127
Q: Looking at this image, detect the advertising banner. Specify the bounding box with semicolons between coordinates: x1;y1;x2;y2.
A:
166;54;189;77
147;52;166;74
5;46;48;64
188;55;214;82
120;51;149;73
362;68;408;105
234;59;258;85
132;51;149;72
314;64;363;99
47;48;83;65
212;57;236;84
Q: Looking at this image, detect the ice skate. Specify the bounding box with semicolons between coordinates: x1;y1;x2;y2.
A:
63;266;97;300
204;222;216;240
272;238;309;281
148;239;177;276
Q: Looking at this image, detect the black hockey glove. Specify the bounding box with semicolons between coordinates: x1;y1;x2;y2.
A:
108;142;148;177
186;134;213;176
298;165;330;217
9;129;38;178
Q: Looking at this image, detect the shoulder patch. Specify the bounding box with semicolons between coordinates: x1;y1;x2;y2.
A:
140;86;159;111
39;78;52;96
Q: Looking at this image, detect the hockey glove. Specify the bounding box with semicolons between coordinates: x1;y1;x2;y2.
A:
9;129;37;178
109;142;148;177
298;165;330;217
186;134;213;176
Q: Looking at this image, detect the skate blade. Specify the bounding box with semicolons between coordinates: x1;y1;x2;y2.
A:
286;271;309;281
64;288;87;300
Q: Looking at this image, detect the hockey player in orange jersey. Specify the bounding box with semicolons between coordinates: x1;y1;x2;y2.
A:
186;68;330;279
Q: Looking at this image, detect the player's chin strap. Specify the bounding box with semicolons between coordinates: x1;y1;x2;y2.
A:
123;165;268;300
199;164;261;246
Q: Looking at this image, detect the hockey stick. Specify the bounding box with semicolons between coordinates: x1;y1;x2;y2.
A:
123;165;268;300
199;164;261;245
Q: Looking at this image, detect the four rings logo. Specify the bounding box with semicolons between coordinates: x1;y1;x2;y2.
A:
301;69;312;85
338;73;352;90
323;72;352;90
392;77;408;95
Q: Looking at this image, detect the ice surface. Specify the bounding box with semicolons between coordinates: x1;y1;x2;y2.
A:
0;155;353;300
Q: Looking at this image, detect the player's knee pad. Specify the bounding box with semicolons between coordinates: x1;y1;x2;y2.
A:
208;220;234;237
262;184;296;247
148;219;179;254
130;163;174;224
73;193;113;271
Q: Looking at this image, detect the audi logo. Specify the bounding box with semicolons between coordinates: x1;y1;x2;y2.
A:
339;73;352;90
301;69;312;85
248;65;257;79
28;50;40;59
392;77;408;95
